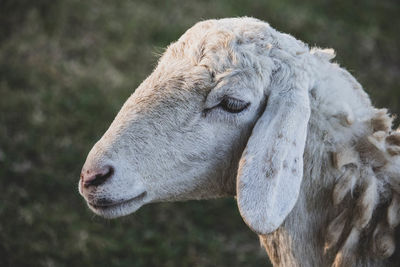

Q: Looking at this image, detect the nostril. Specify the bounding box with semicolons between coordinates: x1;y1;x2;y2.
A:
82;165;114;188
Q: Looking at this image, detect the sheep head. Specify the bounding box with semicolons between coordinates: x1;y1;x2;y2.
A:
79;18;313;234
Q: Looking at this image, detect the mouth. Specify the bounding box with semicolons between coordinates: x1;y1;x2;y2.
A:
87;191;147;217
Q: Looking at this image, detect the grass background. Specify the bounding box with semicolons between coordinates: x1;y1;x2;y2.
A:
0;0;399;266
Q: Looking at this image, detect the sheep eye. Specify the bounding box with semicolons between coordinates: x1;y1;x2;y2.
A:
219;97;249;113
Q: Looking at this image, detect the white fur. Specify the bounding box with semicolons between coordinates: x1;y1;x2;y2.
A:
79;18;400;266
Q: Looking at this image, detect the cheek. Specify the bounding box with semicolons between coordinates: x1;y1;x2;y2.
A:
189;125;247;175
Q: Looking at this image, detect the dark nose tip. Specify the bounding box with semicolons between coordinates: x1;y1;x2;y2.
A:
81;165;114;188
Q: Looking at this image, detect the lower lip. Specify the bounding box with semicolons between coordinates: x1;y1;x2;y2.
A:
89;192;147;210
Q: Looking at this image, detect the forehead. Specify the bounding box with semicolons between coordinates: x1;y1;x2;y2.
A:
160;18;273;73
134;18;276;109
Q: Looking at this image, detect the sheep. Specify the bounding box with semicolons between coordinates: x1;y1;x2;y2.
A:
78;17;400;267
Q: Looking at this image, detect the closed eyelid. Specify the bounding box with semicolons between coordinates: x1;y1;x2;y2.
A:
204;96;250;114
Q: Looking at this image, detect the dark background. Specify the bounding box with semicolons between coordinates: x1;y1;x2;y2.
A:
0;0;399;266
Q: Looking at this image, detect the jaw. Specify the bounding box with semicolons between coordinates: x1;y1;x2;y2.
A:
86;191;148;218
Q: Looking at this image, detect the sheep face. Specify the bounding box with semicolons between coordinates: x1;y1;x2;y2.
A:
79;19;269;218
79;18;311;235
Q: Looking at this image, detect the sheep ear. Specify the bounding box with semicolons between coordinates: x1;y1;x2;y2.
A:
236;65;311;235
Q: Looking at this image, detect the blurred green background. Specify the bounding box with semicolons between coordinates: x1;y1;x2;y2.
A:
0;0;399;266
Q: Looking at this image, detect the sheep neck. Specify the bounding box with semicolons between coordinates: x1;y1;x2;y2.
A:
256;62;400;266
259;125;397;267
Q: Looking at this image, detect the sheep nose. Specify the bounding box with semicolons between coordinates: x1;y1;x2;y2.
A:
81;165;114;188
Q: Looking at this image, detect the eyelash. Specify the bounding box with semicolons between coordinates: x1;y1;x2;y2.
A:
203;97;250;117
219;97;250;113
